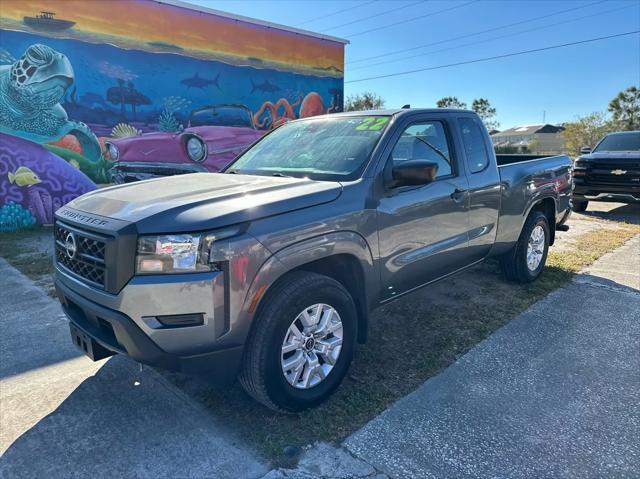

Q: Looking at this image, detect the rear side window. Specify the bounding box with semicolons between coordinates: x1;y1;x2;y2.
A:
458;117;489;173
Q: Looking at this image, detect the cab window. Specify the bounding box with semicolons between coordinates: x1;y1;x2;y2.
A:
458;117;490;173
390;121;453;178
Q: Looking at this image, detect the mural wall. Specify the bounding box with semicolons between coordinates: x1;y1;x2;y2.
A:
0;0;345;231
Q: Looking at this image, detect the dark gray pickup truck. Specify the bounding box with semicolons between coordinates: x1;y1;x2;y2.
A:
54;109;572;411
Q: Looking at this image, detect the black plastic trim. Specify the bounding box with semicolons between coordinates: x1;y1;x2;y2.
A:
56;278;243;383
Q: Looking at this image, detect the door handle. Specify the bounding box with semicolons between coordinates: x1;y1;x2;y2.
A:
450;188;468;202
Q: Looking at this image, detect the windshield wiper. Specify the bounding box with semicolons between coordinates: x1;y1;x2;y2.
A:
271;172;294;178
226;169;238;174
410;134;450;164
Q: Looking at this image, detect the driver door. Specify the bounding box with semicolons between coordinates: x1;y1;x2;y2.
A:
376;118;472;301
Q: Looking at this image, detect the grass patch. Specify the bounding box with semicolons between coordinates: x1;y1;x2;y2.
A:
0;227;55;295
181;223;640;466
547;223;639;272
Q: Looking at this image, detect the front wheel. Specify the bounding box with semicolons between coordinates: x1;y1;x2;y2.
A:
573;200;588;212
500;210;550;283
239;271;357;412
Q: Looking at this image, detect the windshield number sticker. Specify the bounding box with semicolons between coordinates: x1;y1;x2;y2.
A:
356;117;388;131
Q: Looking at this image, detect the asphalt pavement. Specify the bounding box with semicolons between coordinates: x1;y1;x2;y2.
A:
344;235;640;478
0;259;268;479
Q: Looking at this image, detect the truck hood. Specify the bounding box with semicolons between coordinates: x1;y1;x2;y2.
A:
580;151;640;161
66;173;342;234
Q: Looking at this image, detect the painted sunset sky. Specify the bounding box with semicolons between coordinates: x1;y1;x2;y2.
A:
0;0;345;76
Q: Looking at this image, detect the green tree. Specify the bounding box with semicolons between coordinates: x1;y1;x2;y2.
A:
471;98;499;130
561;112;615;156
345;92;386;111
495;145;521;154
608;86;640;130
526;138;539;154
436;96;467;109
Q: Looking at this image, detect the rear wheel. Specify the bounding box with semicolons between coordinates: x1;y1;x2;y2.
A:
239;271;357;412
500;210;550;283
573;200;588;212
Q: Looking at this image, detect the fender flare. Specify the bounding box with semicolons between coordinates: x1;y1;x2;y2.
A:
522;194;557;244
240;231;377;342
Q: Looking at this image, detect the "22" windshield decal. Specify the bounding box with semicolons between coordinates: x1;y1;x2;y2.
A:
356;117;389;131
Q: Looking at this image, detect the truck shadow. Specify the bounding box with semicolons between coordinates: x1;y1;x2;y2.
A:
578;203;640;224
159;259;585;464
3;262;636;471
0;355;267;478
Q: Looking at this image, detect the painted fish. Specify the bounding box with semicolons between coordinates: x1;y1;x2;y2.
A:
180;73;220;90
251;79;280;94
8;166;42;187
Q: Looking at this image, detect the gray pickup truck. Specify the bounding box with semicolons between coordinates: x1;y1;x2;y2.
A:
54;109;572;411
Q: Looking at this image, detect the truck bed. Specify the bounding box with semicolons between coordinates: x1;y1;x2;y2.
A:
495;154;568;167
492;154;573;252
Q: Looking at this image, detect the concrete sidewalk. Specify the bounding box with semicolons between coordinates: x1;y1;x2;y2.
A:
0;259;268;478
344;236;640;478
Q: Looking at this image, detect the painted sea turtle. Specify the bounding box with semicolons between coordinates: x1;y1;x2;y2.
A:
0;44;101;161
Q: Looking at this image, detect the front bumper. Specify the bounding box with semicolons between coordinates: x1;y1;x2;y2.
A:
573;178;640;204
55;269;243;383
573;187;640;204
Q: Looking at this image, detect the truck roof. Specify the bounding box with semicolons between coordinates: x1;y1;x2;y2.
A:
327;108;477;117
605;130;640;135
158;0;349;45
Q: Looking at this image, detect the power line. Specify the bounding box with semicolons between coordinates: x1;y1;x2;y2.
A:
295;0;379;27
346;0;479;37
345;30;639;84
348;0;606;64
323;0;424;32
349;2;636;71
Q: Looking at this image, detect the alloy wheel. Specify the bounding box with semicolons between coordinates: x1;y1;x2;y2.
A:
280;303;343;389
526;224;545;271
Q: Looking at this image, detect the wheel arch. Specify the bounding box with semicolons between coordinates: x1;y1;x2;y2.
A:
525;196;557;245
242;232;377;345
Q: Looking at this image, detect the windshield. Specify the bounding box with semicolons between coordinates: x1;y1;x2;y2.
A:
593;132;640;152
227;116;390;180
190;106;253;128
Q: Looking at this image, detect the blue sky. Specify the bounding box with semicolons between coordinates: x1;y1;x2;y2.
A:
189;0;639;129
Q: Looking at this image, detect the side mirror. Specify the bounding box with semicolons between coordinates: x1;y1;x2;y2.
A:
388;160;439;188
580;146;591;154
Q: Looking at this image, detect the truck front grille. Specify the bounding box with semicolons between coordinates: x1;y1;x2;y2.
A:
586;161;640;185
55;222;107;289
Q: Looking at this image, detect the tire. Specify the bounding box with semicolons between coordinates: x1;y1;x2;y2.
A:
573;200;588;213
239;271;357;412
500;210;550;283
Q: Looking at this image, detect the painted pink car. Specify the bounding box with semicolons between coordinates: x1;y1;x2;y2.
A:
107;105;265;183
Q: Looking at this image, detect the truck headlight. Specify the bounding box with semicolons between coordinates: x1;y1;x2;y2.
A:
106;142;119;161
186;136;207;162
135;226;243;274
